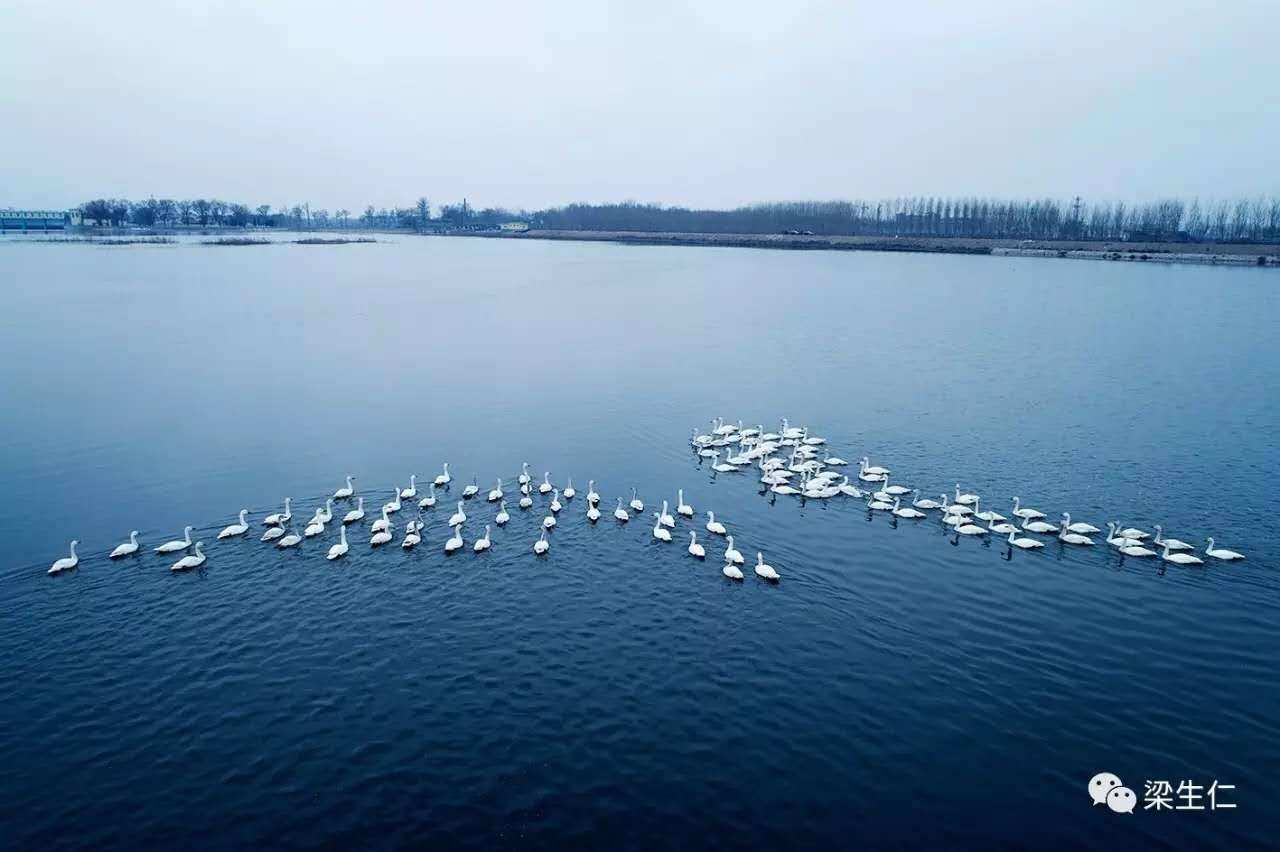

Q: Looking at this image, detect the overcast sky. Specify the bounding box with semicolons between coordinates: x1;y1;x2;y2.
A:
3;0;1277;212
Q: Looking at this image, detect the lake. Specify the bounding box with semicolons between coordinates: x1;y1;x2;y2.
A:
1;234;1276;849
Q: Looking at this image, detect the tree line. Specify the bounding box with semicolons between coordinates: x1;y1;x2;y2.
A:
75;195;1280;243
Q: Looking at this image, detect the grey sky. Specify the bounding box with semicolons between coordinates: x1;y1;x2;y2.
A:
3;0;1277;211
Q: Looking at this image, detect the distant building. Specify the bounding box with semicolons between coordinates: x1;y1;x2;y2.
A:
499;222;530;232
1;209;70;231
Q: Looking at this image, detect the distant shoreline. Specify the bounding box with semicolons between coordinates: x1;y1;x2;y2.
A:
462;229;1280;267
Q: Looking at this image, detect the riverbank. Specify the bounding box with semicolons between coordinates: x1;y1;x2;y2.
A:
466;229;1280;266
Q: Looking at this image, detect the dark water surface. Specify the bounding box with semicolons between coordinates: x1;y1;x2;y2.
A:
1;235;1277;849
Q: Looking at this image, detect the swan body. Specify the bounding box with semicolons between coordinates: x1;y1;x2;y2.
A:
1061;513;1100;534
955;521;987;535
434;463;451;486
658;500;675;529
629;488;643;513
972;499;1004;522
400;475;417;499
1116;525;1149;540
333;476;355;500
304;511;326;537
754;552;779;581
445;524;463;552
867;496;894;511
676;489;693;517
533;529;549;555
954;484;979;505
723;535;744;564
550;490;562;513
448;502;466;528
562;477;575;499
940;496;973;516
49;540;79;574
892;498;926;519
473;525;491;552
723;562;744;580
488;479;503;502
688;531;705;558
419;484;437;509
371;508;393;534
1119;544;1156;557
861;457;890;477
1161;543;1202;565
988;518;1018;535
1011;497;1045;520
110;531;140;558
276;531;302;549
652;515;671;541
495;501;510;525
539;472;552;494
401;526;421;548
264;498;292;526
1205;538;1244;560
1008;531;1043;550
1153;525;1193;551
519;492;533;509
1105;523;1144;548
1058;528;1095;545
170;541;206;572
327;526;349;560
838;477;864;498
462;476;479;499
614;498;629;522
261;526;286;542
383;489;402;515
155;526;194;553
706;511;726;535
911;490;942;510
587;501;601;522
543;514;556;529
771;483;800;496
1021;519;1059;534
343;498;365;525
518;462;531;485
218;509;250;539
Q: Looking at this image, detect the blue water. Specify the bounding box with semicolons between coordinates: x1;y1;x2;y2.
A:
1;235;1277;849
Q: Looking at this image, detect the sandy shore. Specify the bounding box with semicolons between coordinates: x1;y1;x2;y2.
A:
468;229;1280;267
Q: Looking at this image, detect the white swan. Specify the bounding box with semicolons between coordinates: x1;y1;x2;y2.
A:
940;496;972;517
445;524;463;553
988;518;1018;535
706;511;726;535
400;475;417;499
658;500;675;528
448;501;467;527
401;524;421;548
543;513;556;529
562;477;576;499
519;491;533;509
954;484;979;505
264;498;292;526
343;497;365;525
533;529;549;555
867;496;894;511
333;475;355;500
629;488;643;513
539;472;553;494
1116;524;1149;540
261;526;286;542
110;531;140;558
955;520;987;535
304;510;326;537
518;462;531;485
652;514;671;541
614;498;629;522
462;476;479;499
277;530;302;549
1008;531;1043;550
723;535;744;564
1105;523;1144;549
495;500;510;525
418;483;437;509
1021;518;1059;534
1011;497;1045;521
434;463;451;487
1161;542;1202;565
676;489;693;517
1119;544;1156;557
218;510;249;539
754;552;779;581
587;499;601;521
550;489;563;513
1205;538;1245;560
688;531;705;558
1153;525;1193;551
723;561;744;580
838;477;864;498
1061;513;1101;534
892;498;926;519
488;478;503;502
49;540;79;574
587;480;599;505
371;507;393;534
155;526;194;553
317;499;333;524
972;499;1004;523
861;457;890;477
911;490;942;510
1058;527;1095;546
474;525;491;552
170;541;206;572
327;526;349;560
383;489;402;515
